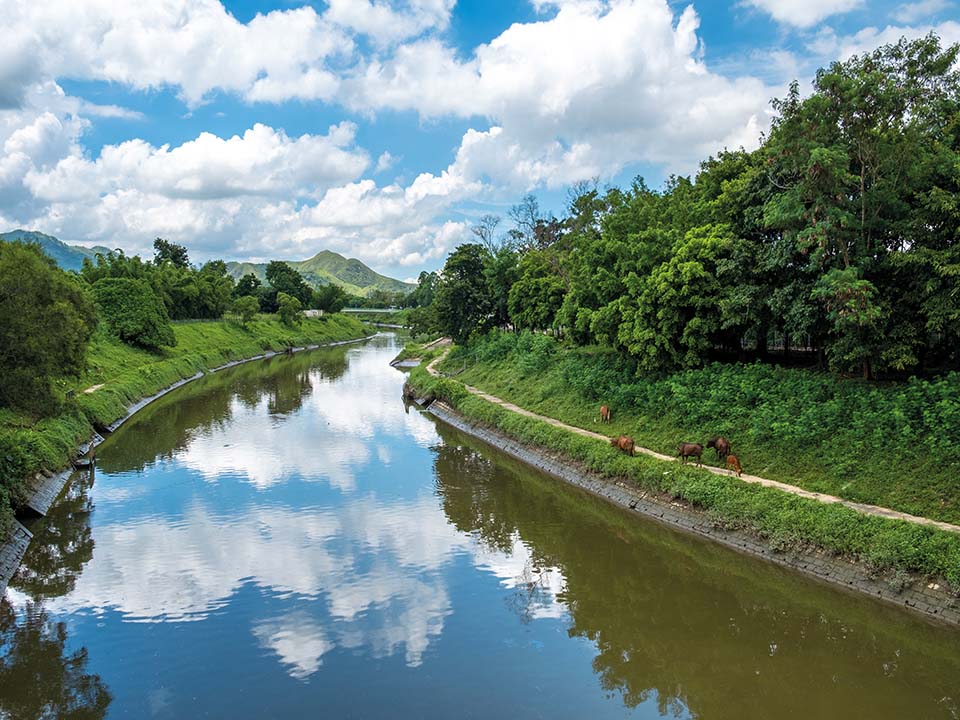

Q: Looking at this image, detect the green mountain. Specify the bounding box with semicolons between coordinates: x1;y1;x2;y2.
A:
0;229;113;271
226;250;414;297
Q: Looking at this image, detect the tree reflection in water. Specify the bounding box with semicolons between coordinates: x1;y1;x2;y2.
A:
97;348;349;474
13;469;96;601
432;425;960;720
0;599;111;720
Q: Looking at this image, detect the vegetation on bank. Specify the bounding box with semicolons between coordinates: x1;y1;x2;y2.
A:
441;331;960;524
0;313;370;534
407;362;960;591
409;37;960;382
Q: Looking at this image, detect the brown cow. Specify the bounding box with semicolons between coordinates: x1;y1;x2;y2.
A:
725;454;743;477
610;434;635;456
706;437;730;459
599;405;612;423
677;442;703;466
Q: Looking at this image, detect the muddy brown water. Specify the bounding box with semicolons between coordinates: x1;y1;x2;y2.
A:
1;333;958;719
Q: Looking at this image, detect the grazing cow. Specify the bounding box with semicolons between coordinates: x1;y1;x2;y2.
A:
677;442;703;466
726;454;743;477
706;437;731;459
599;405;612;423
610;434;635;456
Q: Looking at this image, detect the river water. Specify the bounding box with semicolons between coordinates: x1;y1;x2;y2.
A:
2;333;959;719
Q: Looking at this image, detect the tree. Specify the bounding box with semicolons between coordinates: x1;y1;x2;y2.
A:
471;214;505;252
234;273;262;298
0;601;112;720
312;284;347;313
232;295;259;326
92;277;176;350
507;251;563;332
406;271;439;308
434;244;492;343
277;291;302;326
618;224;734;371
484;246;519;329
152;237;189;268
265;261;311;306
764;35;960;375
0;242;97;414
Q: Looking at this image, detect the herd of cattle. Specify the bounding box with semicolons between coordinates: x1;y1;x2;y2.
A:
599;405;743;477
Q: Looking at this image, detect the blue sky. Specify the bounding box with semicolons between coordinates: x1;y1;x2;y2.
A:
1;0;957;280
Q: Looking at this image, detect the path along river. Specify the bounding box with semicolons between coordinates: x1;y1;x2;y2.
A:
1;333;958;719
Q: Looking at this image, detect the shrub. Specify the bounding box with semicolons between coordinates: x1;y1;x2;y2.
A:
92;277;175;350
277;292;302;327
232;295;259;327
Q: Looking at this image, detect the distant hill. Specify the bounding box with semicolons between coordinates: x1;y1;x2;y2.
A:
0;229;113;271
0;229;414;297
226;250;414;297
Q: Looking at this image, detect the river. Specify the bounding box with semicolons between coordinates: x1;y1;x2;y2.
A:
1;333;958;719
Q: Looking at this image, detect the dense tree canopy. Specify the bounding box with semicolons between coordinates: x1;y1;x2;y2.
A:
0;242;97;414
414;36;960;379
92;277;176;350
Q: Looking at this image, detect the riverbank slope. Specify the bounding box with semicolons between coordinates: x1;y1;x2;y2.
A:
437;332;960;525
405;343;960;606
0;314;372;533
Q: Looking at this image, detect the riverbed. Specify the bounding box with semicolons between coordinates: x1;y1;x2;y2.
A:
1;333;958;719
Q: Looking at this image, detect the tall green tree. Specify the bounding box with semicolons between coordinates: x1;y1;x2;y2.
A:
233;273;262;298
265;261;311;306
434;244;492;343
152;237;190;268
0;242;97;414
312;284;348;313
764;35;960;376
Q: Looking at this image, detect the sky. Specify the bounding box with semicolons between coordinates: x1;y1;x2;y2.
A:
1;0;958;280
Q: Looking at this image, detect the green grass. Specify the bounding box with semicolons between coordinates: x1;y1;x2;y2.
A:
408;362;960;590
438;332;960;526
0;313;371;533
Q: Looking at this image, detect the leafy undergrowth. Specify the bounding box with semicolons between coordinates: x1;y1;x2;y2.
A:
0;314;371;533
408;362;960;591
436;331;960;526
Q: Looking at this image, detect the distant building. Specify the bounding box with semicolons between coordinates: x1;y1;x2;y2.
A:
303;309;324;318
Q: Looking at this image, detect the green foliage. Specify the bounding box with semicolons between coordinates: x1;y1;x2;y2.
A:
80;248;235;321
152;237;189;268
312;283;348;313
233;272;261;298
406;270;439;308
435;35;960;380
433;244;492;343
0;242;97;415
277;291;302;326
507;251;564;332
232;295;259;326
265;261;312;307
92;277;176;350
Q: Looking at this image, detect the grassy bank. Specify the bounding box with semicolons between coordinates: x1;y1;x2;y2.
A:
438;332;960;526
407;357;960;591
0;313;371;532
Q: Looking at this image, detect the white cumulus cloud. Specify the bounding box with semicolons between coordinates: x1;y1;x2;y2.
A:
741;0;864;28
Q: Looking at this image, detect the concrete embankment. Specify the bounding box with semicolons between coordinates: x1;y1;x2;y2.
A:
424;399;960;627
0;334;374;595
